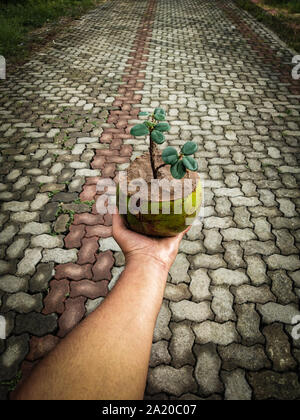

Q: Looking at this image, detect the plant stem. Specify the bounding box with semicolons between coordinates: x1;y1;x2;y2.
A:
149;137;157;179
155;163;168;172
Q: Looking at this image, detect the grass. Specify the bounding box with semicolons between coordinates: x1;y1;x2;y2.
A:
0;0;101;60
235;0;300;52
263;0;300;14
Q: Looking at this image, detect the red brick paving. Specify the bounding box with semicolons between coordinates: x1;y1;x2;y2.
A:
58;297;87;338
70;280;108;299
55;263;93;280
27;335;60;362
43;279;70;315
92;251;114;281
77;237;99;264
37;0;157;362
9;0;158;398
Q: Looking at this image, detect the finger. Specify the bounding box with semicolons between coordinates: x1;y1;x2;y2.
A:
177;225;191;242
112;208;127;236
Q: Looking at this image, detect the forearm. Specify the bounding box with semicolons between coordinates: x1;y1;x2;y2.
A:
15;257;168;400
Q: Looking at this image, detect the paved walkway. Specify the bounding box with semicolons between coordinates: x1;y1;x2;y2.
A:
0;0;300;400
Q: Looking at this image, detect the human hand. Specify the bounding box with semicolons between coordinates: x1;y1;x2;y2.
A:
112;210;190;273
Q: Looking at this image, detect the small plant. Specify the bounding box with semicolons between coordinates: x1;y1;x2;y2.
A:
73;199;95;209
0;370;22;392
130;108;198;179
48;190;60;198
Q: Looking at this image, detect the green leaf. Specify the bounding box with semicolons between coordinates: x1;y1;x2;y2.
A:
170;160;186;179
182;156;198;172
151;130;165;144
138;112;149;116
155;122;170;132
154;107;166;121
162;147;179;165
130;124;149;137
181;141;198;155
144;121;152;128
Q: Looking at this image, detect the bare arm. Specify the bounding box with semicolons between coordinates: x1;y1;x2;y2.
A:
14;212;188;400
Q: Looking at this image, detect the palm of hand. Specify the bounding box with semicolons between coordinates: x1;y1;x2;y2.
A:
113;212;188;272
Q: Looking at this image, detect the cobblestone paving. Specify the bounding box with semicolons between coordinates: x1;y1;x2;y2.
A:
1;0;300;400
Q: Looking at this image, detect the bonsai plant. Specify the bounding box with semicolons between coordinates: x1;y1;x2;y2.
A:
117;108;203;237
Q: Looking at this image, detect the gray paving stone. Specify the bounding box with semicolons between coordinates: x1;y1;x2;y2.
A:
2;201;29;212
242;240;279;256
20;222;50;235
263;323;297;372
269;270;298;304
236;303;264;345
233;206;253;228
189;269;211;302
169;253;190;284
179;239;204;254
31;234;64;249
186;223;203;241
248;371;300;400
10;211;39;223
289;270;300;288
41;248;78;264
232;284;276;304
14;312;58;336
6;237;30;260
203;216;234;229
30;193;50;211
150;341;171;368
221;369;252;401
219;344;271;371
170;300;213;322
278;231;299;257
114;251;125;267
147;365;197;397
190;253;226;270
265;255;300;271
210;268;249;286
0;260;15;275
211;286;236;322
203;229;223;254
221;228;256;241
85;297;104;315
0;275;27;293
17;248;42;276
169;322;195;368
0;224;18;245
193;321;239;346
253;218;273;241
29;263;54;292
257;302;300;324
153;300;171;342
194;343;223;396
245;255;268;285
224;241;246;269
0;334;29;381
99;237;121;252
3;292;43;314
164;283;191;302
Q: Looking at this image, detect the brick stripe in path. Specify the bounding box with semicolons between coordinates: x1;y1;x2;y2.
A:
48;0;157;337
17;0;157;390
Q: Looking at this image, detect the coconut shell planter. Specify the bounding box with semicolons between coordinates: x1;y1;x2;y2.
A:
117;108;203;237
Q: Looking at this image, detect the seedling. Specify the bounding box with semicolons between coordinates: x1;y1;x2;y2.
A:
130;108;198;179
